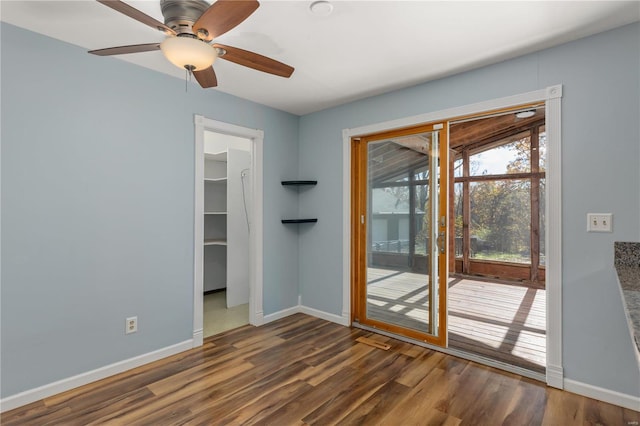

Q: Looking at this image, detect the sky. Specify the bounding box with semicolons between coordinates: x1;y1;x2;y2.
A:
472;146;516;175
454;134;546;176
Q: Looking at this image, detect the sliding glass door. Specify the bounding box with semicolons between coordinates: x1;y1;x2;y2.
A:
352;123;448;345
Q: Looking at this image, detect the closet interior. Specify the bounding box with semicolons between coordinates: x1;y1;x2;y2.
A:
203;131;252;337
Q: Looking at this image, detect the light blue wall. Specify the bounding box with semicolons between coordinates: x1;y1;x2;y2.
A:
298;23;640;396
2;19;639;402
0;23;299;397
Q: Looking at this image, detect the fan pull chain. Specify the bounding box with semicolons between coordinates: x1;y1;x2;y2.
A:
184;65;195;93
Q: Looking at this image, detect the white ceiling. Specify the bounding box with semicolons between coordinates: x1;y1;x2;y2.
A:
2;1;639;115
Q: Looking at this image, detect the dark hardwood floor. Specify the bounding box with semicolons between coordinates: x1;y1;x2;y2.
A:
3;314;638;425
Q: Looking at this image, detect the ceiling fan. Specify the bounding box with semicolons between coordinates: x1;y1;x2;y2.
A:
89;0;294;88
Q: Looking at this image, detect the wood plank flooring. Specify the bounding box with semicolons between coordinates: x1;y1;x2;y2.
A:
367;268;546;374
3;314;637;425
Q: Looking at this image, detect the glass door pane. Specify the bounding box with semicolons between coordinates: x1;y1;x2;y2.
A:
365;129;443;338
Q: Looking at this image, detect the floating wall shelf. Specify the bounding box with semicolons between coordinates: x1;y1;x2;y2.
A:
281;180;318;225
281;219;318;224
281;180;317;186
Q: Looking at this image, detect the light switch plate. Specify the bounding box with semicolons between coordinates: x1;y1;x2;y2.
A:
587;213;612;232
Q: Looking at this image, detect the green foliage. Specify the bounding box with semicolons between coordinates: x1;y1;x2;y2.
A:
469;179;530;257
464;134;545;263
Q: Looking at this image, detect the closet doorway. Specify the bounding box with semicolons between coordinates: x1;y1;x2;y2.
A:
193;116;264;347
202;131;252;338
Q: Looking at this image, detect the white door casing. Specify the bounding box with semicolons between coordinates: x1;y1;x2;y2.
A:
194;115;264;347
342;85;563;387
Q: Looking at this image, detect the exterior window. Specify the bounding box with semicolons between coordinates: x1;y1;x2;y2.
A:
469;136;531;175
453;123;545;282
469;180;531;263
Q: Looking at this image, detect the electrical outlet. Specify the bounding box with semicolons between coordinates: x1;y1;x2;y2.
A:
125;316;138;334
587;213;612;232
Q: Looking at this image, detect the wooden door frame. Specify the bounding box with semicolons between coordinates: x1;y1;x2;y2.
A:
342;85;564;388
351;123;448;346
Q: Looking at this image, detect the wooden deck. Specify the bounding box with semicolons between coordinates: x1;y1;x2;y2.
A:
367;267;546;374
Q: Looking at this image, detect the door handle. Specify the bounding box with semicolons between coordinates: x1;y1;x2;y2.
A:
437;231;446;253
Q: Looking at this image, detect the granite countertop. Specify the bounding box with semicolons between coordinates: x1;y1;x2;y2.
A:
614;242;640;356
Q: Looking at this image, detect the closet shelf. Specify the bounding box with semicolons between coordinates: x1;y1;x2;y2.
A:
281;219;318;224
204;239;227;246
204;211;227;215
205;177;228;183
281;180;317;186
205;151;227;162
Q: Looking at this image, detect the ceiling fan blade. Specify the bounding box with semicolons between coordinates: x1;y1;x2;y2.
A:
214;44;294;78
193;67;218;88
97;0;176;35
88;43;161;56
193;0;259;41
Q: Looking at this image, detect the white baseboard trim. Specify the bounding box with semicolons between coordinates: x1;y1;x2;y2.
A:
546;364;564;389
0;339;193;413
192;329;204;348
262;305;301;324
261;304;349;327
300;305;350;326
564;378;640;411
252;310;264;326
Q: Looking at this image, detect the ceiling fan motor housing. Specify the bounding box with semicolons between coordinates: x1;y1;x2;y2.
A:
160;0;210;37
88;0;294;87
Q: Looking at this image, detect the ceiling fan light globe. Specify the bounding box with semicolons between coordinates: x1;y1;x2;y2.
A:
160;36;217;71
